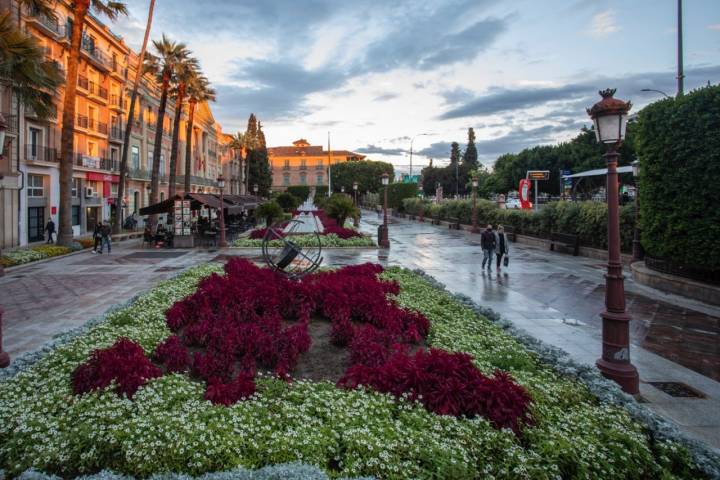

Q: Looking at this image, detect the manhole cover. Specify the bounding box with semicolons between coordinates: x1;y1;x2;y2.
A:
124;251;188;259
647;382;706;398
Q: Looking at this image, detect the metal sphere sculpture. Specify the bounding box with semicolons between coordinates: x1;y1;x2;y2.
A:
261;219;323;279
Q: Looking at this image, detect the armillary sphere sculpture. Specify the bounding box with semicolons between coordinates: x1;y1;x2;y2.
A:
261;219;323;279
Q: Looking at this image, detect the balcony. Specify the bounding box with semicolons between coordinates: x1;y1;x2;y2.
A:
299;164;308;171
77;75;89;91
109;94;122;110
87;80;108;102
26;9;61;38
109;125;123;142
76;114;89;129
25;145;58;163
81;38;110;72
315;164;325;171
74;153;118;172
110;60;126;80
1;113;19;134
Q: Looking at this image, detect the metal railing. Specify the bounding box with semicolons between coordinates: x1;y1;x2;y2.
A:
76;114;89;129
25;144;58;162
74;153;118;172
110;126;123;140
28;8;60;35
78;75;89;90
110;94;120;107
0;113;18;134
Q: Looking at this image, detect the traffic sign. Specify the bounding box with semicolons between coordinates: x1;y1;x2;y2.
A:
527;170;550;181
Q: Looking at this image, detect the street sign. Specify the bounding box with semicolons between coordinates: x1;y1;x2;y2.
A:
527;170;550;181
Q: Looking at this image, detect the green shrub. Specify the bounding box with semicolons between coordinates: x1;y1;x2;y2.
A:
256;200;284;226
274;192;301;211
324;193;358;227
285;186;311;200
386;183;418;209
636;84;720;268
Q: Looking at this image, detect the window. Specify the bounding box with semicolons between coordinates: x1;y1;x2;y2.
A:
28;127;41;159
300;159;307;169
72;178;80;197
159;153;165;175
160;192;165;202
88;141;97;157
316;174;324;185
28;174;44;197
131;145;140;169
71;205;80;226
111;183;118;196
300;172;307;185
283;159;290;169
147;151;153;171
283;174;290;186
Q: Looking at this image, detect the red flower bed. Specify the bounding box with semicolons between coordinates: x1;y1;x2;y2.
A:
338;348;533;434
72;338;162;399
74;259;532;433
248;210;363;240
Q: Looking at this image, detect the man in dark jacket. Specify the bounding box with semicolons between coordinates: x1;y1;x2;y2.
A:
92;222;102;253
480;224;496;272
44;218;56;244
98;222;112;254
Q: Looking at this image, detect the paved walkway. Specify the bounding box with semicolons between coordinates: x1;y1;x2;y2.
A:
1;215;718;451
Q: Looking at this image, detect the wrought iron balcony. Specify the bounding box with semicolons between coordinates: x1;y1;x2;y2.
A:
25;145;58;163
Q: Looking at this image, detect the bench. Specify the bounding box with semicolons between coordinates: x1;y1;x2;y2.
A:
432;213;441;225
550;232;580;256
448;217;461;230
504;225;516;242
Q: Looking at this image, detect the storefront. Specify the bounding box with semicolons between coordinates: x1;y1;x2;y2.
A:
85;172;119;226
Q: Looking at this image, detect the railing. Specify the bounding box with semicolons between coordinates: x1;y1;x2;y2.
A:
78;75;89;90
74;153;118;172
25;145;58;162
645;256;720;285
76;114;89;129
315;164;325;170
110;126;123;140
0;113;19;134
87;80;108;99
110;94;120;107
133;118;143;129
81;37;109;69
28;8;60;35
147;121;156;131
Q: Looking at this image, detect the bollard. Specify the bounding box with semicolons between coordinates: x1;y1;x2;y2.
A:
0;308;9;368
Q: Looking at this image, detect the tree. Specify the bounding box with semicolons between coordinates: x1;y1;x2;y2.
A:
115;0;154;234
0;13;63;119
148;35;188;222
274;192;301;211
450;142;461;164
183;74;215;193
329;160;394;194
168;55;199;197
55;0;128;245
244;115;271;195
463;128;478;168
255;200;283;226
324;193;358;227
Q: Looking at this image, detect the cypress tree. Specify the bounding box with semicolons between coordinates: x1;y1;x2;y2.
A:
463;128;479;167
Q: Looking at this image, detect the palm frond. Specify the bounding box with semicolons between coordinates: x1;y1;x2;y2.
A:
91;1;129;21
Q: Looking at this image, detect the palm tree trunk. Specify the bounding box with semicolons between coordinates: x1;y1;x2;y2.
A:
183;100;196;194
115;0;154;234
149;72;169;225
57;3;89;246
168;82;185;198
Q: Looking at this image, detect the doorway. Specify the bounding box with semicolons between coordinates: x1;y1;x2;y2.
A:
86;207;99;232
28;207;45;242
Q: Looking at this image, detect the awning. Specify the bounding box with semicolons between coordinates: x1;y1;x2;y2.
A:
222;194;263;211
138;195;182;216
187;193;225;210
562;166;633;179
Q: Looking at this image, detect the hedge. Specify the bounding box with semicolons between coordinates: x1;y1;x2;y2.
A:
403;199;636;252
285;186;311;200
635;84;720;269
386;183;417;209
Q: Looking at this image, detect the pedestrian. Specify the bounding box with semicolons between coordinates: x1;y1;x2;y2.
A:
494;225;510;271
92;221;102;253
98;221;112;254
480;224;496;272
44;217;56;244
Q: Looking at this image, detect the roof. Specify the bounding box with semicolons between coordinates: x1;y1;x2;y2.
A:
562;166;633;179
267;146;366;159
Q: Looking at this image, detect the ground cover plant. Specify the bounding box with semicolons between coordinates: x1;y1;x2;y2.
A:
0;243;88;267
0;262;709;479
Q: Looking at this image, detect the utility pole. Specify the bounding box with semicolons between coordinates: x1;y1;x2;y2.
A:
677;0;684;96
327;132;332;197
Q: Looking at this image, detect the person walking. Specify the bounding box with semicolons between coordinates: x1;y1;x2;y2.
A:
480;224;496;272
98;221;112;254
44;218;56;244
92;221;102;253
494;225;510;271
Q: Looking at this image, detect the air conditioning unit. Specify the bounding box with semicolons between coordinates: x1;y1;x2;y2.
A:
85;187;95;198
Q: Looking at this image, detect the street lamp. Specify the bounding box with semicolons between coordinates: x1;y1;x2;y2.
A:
640;88;671;99
0;114;7;279
378;172;390;248
341;185;345;194
631;160;643;262
217;174;227;247
471;176;479;233
352;181;360;227
587;88;639;395
253;184;258;196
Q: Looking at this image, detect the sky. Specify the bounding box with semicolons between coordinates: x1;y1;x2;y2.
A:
109;0;720;173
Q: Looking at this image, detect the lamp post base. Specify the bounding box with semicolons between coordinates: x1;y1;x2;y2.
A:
596;357;639;394
378;224;390;248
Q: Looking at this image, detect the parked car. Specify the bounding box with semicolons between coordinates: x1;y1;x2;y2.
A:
506;198;521;209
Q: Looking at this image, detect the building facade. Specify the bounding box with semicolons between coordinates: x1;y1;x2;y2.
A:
267;139;365;190
0;0;224;249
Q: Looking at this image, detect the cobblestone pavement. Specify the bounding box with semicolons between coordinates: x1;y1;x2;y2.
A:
1;215;718;450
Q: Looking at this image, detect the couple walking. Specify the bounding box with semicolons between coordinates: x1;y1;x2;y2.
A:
480;224;510;273
92;221;112;254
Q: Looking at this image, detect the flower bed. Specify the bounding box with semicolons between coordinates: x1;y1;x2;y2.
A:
0;263;714;479
234;234;375;248
0;244;79;267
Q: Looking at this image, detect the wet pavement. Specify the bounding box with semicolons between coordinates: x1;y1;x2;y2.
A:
1;215;719;450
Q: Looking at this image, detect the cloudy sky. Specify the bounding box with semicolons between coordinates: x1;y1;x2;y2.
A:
110;0;720;172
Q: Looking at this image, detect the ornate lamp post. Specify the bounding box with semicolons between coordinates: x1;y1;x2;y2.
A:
587;89;639;395
378;173;390;248
471;176;479;233
253;184;258;196
217;175;227;247
0;114;7;278
353;181;359;227
631;160;643;262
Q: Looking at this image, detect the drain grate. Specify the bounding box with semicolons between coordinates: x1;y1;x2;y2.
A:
647;382;706;398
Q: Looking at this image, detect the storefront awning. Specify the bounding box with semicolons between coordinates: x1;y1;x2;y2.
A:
186;193;225;210
138;195;182;216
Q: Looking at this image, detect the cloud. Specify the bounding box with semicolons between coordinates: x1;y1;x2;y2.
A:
417;141;452;159
588;10;620;38
708;24;720;31
439;86;476;105
373;93;399;102
355;144;408;156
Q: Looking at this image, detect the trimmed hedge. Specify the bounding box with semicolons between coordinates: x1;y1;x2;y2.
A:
403;198;635;252
386;183;418;209
285;186;311;200
636;85;720;269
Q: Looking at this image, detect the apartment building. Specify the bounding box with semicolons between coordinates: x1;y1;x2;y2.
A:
267;139;365;190
0;0;223;248
218;132;243;195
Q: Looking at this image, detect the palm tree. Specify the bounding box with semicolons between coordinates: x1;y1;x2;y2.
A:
56;0;128;246
183;74;215;194
167;55;198;198
148;35;188;219
115;0;154;234
0;12;63;119
228;132;250;194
